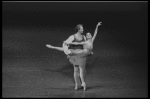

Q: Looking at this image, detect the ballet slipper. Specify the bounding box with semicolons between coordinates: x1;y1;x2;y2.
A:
75;85;78;90
46;44;54;49
81;83;86;91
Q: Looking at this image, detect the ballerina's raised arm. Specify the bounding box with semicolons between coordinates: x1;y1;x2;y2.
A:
92;22;102;43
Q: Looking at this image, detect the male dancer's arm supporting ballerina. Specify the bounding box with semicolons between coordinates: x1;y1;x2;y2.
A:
46;22;102;55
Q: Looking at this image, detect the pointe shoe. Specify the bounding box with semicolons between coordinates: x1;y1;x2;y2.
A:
81;83;86;91
46;44;54;49
75;86;78;90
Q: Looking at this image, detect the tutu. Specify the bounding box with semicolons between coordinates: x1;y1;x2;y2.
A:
67;54;86;66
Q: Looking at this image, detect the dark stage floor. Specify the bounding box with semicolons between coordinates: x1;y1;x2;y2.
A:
2;52;148;98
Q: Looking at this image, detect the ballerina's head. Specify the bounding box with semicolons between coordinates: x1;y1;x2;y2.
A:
86;32;92;40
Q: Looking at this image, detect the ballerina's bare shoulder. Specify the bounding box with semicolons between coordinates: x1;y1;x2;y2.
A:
84;40;93;50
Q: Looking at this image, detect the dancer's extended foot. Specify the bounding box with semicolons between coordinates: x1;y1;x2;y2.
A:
46;44;54;49
81;83;86;91
75;85;78;90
